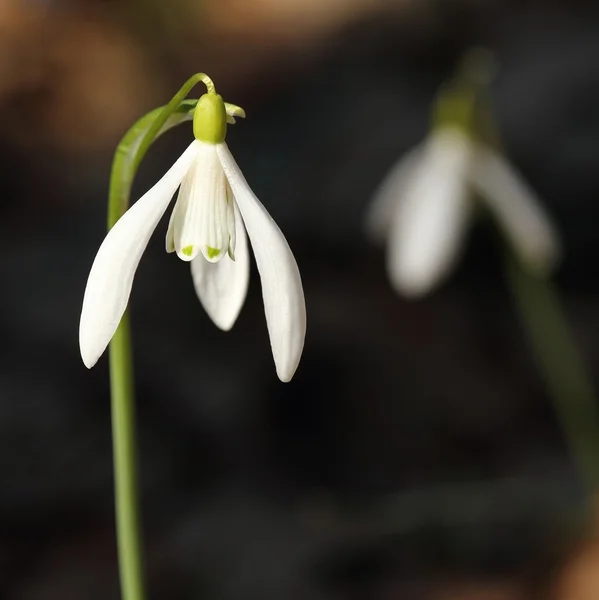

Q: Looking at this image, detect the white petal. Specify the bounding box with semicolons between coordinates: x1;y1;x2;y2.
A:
190;201;249;331
165;159;194;254
172;142;230;263
165;205;176;253
366;145;424;243
387;129;473;297
226;184;236;258
217;143;306;382
470;146;561;274
79;141;197;368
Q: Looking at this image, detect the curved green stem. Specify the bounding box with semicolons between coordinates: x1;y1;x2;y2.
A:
506;256;599;496
108;72;216;228
106;73;214;600
458;50;599;501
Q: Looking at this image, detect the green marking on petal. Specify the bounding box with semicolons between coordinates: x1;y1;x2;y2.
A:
207;246;221;259
182;245;194;257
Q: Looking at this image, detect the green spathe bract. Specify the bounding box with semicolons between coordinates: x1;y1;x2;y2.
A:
193;93;227;144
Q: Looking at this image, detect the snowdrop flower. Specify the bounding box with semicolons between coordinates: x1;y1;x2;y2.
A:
367;126;561;297
80;89;306;382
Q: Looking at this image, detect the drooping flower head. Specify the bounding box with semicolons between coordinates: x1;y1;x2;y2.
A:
367;52;561;298
80;80;306;382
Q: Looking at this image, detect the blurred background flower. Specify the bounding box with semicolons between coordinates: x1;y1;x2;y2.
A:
2;1;599;599
367;123;560;298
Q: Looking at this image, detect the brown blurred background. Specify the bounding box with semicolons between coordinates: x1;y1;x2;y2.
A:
2;0;599;598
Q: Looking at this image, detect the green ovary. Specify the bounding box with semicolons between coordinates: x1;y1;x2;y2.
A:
193;93;227;144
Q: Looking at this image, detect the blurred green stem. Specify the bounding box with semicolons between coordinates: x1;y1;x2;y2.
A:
106;73;211;600
506;255;599;497
460;49;599;502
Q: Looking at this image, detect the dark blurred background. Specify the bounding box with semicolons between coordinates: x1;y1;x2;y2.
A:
2;0;599;598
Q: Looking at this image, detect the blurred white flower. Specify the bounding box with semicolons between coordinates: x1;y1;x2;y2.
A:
80;93;306;382
367;127;561;297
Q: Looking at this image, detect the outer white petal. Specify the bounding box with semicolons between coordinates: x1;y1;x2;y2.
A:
216;143;306;382
79;142;197;368
190;200;250;331
365;145;424;243
387;128;473;298
470;146;561;274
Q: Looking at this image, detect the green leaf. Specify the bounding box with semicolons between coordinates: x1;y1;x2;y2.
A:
107;72;220;230
107;99;198;229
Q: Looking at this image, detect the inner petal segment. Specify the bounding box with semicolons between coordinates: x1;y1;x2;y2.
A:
170;142;233;263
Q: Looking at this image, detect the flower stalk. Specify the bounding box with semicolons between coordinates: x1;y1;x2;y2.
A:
469;52;599;501
109;312;144;600
84;71;306;599
506;255;599;497
105;73;219;600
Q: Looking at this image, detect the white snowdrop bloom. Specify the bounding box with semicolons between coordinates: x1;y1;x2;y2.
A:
367;126;561;298
80;91;306;382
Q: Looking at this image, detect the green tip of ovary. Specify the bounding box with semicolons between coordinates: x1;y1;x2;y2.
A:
182;245;194;257
207;246;220;259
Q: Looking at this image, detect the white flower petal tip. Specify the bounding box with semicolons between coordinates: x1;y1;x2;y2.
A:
387;213;469;299
385;129;473;299
470;146;562;275
387;263;442;299
191;202;250;331
177;245;197;262
217;143;306;382
79;141;198;368
81;346;97;370
199;245;227;263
